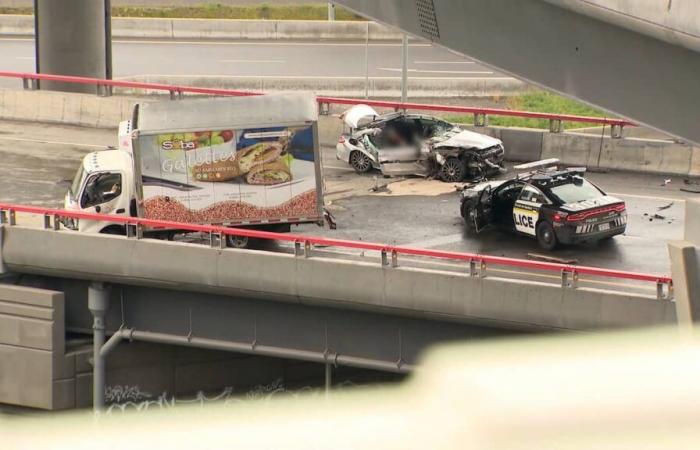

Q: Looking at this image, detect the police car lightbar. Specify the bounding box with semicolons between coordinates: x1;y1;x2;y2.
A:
513;158;560;171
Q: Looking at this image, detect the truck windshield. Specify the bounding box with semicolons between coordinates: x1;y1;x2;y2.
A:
549;178;602;204
70;167;88;200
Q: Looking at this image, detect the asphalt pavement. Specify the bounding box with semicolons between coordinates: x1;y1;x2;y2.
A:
0;36;509;89
0;119;691;277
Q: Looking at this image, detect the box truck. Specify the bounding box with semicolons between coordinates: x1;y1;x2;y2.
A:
63;93;324;247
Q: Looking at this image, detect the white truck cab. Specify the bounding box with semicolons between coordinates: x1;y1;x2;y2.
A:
63;121;136;234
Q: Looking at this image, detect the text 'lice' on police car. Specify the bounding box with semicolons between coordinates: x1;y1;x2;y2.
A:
459;159;627;250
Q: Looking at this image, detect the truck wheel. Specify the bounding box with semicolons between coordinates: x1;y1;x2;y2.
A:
350;151;372;173
226;235;249;249
536;222;558;251
440;157;465;182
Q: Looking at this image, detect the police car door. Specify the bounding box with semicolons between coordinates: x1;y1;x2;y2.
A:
513;185;543;236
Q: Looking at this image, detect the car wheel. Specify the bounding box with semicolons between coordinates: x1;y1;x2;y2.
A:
536;221;558;251
350;151;372;173
440;157;465;182
226;235;249;249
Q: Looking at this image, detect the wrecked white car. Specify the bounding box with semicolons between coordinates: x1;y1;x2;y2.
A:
336;105;506;182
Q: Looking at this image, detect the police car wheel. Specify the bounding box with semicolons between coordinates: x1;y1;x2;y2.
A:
461;202;476;231
350;151;372;173
536;221;558;251
440;157;465;182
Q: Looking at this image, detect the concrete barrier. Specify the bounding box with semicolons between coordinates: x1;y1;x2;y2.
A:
118;75;527;99
0;88;697;177
0;15;407;41
0;226;676;331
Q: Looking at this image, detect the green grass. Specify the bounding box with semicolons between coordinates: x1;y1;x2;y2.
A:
446;91;610;130
0;4;364;21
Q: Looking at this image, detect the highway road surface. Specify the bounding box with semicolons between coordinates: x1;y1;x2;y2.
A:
0;36;511;89
0;119;689;279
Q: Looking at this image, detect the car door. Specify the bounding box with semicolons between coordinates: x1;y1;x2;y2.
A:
473;184;495;231
512;185;545;236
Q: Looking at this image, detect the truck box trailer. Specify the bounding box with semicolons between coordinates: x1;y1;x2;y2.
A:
64;93;324;246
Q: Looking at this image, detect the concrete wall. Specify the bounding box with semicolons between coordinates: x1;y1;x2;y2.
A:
0;226;676;332
0;15;409;41
465;125;700;177
0;284;73;409
0;88;697;176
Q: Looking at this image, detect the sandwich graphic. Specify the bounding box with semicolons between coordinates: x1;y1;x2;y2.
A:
237;142;284;174
246;160;292;185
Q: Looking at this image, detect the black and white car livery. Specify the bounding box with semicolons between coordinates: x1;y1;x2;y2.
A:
459;159;627;250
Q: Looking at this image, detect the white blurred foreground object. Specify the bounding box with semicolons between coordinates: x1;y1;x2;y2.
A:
4;327;700;449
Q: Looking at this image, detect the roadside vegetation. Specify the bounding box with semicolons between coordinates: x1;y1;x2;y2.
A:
446;91;610;130
0;4;364;20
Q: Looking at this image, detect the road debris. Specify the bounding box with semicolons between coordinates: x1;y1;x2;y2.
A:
657;202;674;211
527;253;578;265
643;212;667;221
661;178;672;186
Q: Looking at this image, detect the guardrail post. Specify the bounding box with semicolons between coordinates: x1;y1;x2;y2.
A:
381;250;389;267
42;214;51;229
319;102;330;116
169;90;183;100
549;119;563;133
0;210;6;225
210;232;224;249
8;210;15;226
480;261;486;278
391;250;398;268
96;84;113;98
561;269;577;288
294;241;302;256
126;223;142;239
474;113;488;127
611;124;624;139
53;215;61;231
468;259;477;276
22;78;38;91
304;240;312;258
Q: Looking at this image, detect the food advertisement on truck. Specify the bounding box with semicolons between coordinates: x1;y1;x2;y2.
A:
138;125;320;224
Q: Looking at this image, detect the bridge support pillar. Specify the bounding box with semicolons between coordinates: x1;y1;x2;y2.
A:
88;282;110;411
34;0;112;93
669;199;700;332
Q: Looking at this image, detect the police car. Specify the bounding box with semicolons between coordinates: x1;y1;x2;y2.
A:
459;159;627;250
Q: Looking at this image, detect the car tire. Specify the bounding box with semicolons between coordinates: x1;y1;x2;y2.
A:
460;202;476;232
536;221;558;251
440;157;465;182
350;151;372;173
226;235;249;249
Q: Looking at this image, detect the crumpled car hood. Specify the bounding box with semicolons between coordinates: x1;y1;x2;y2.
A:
432;129;502;150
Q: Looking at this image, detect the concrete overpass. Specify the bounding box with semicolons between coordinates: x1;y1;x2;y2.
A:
335;0;700;147
0;216;676;409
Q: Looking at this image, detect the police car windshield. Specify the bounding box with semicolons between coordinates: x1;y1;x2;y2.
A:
548;178;602;204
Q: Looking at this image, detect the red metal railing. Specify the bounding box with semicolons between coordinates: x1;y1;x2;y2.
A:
0;71;636;129
0;203;672;295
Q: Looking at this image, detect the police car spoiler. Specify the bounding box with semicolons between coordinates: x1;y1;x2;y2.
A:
514;159;586;180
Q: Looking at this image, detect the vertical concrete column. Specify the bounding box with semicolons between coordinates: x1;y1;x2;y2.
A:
669;199;700;330
34;0;112;93
88;282;110;411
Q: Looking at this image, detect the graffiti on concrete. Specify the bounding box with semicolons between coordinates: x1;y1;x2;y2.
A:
105;378;358;414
